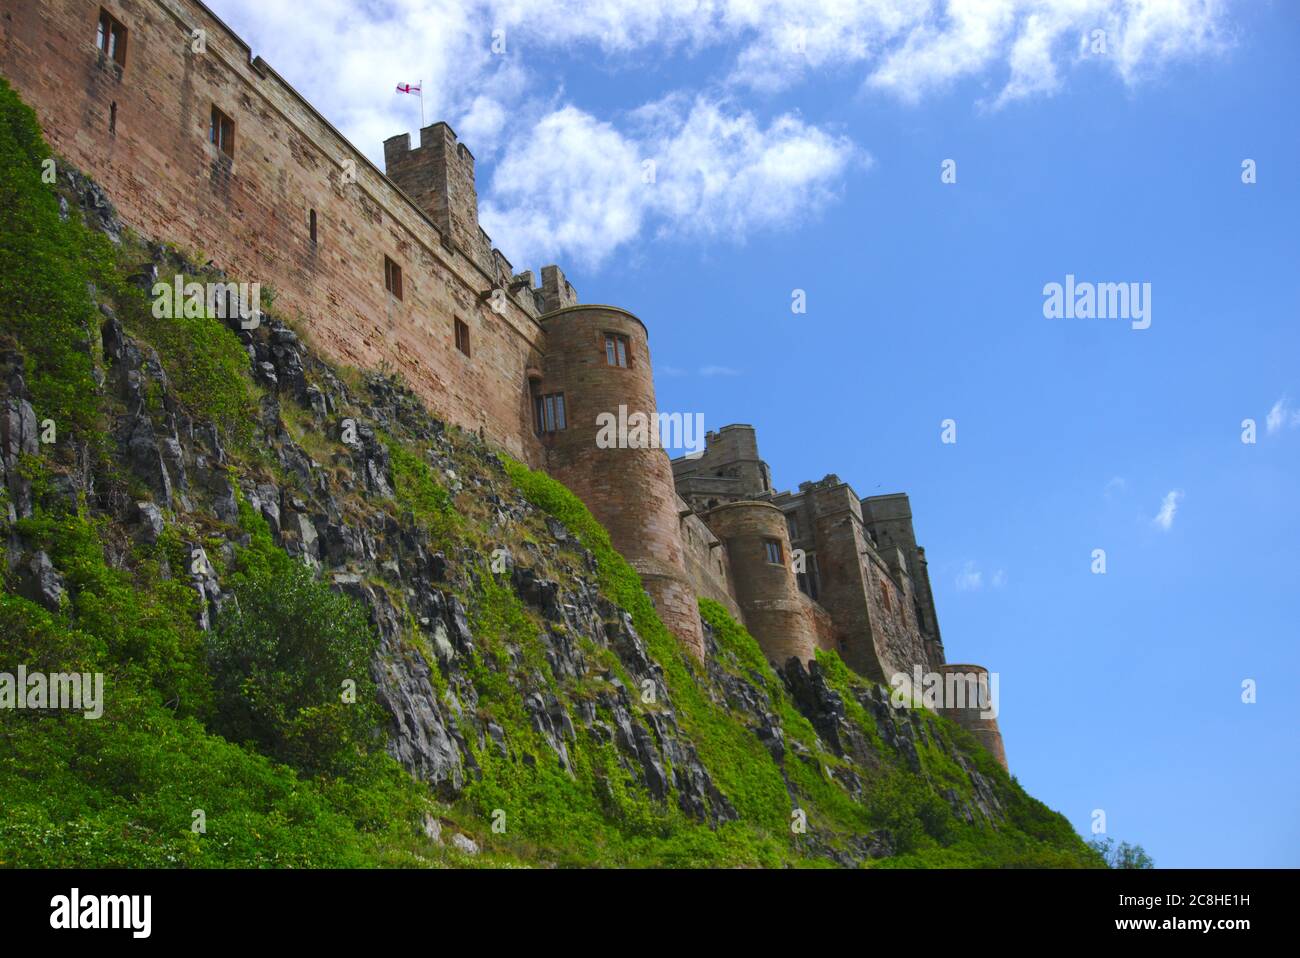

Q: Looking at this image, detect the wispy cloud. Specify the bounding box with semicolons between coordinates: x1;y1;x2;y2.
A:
1265;396;1300;435
1104;476;1126;498
956;562;983;592
698;365;743;377
1152;489;1184;531
956;560;1005;591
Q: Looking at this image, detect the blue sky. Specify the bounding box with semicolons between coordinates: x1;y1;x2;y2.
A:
219;0;1299;867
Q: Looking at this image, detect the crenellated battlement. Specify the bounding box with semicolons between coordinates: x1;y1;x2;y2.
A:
383;121;496;274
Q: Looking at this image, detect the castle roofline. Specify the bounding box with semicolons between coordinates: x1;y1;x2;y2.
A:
539;303;648;337
700;499;785;518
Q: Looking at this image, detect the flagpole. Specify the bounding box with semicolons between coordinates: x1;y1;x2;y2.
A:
420;78;424;128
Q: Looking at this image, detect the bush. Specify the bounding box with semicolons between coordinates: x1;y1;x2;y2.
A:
207;560;384;776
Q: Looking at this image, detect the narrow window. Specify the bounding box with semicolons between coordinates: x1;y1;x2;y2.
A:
454;318;471;357
308;209;317;246
604;333;629;368
880;580;892;612
786;513;799;541
384;256;403;300
763;538;782;565
798;554;820;601
97;10;128;68
209;105;235;158
535;392;566;435
109;101;117;135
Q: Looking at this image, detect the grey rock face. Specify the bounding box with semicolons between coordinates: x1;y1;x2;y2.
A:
134;501;166;544
450;833;479;855
15;550;65;611
1;395;39;519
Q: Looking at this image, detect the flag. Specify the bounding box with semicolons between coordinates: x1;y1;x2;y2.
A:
396;82;422;95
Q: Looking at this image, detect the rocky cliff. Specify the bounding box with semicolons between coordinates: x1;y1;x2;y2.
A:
0;78;1098;868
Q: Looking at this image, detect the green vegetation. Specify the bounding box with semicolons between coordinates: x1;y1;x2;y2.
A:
208;556;384;777
0;77;104;436
386;437;457;541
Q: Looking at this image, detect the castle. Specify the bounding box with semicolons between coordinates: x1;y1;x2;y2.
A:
0;0;1006;768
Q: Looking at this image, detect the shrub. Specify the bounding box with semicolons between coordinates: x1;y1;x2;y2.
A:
207;560;384;777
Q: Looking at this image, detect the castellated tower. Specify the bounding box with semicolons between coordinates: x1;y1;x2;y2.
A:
701;502;816;665
383;123;494;275
538;298;706;660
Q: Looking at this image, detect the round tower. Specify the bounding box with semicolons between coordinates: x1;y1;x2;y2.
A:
539;304;705;659
702;501;816;666
935;663;1008;770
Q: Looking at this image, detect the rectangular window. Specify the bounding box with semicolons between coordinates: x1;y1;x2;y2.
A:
786;512;799;541
109;101;117;135
309;209;317;246
97;9;128;67
880;579;892;612
797;554;821;601
454;318;471;357
209;105;235;158
604;333;629;368
535;393;567;434
384;256;403;300
763;538;783;565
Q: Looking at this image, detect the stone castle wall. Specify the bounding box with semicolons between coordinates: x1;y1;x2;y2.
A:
0;0;551;466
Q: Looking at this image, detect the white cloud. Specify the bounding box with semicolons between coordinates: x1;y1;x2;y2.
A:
1152;489;1183;531
479;98;859;267
216;0;1235;268
955;561;984;591
699;364;743;377
1265;396;1300;435
1104;476;1126;498
956;560;1005;591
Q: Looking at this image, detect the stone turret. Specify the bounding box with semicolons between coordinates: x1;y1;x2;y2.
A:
538;303;705;660
700;500;816;666
935;664;1008;770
